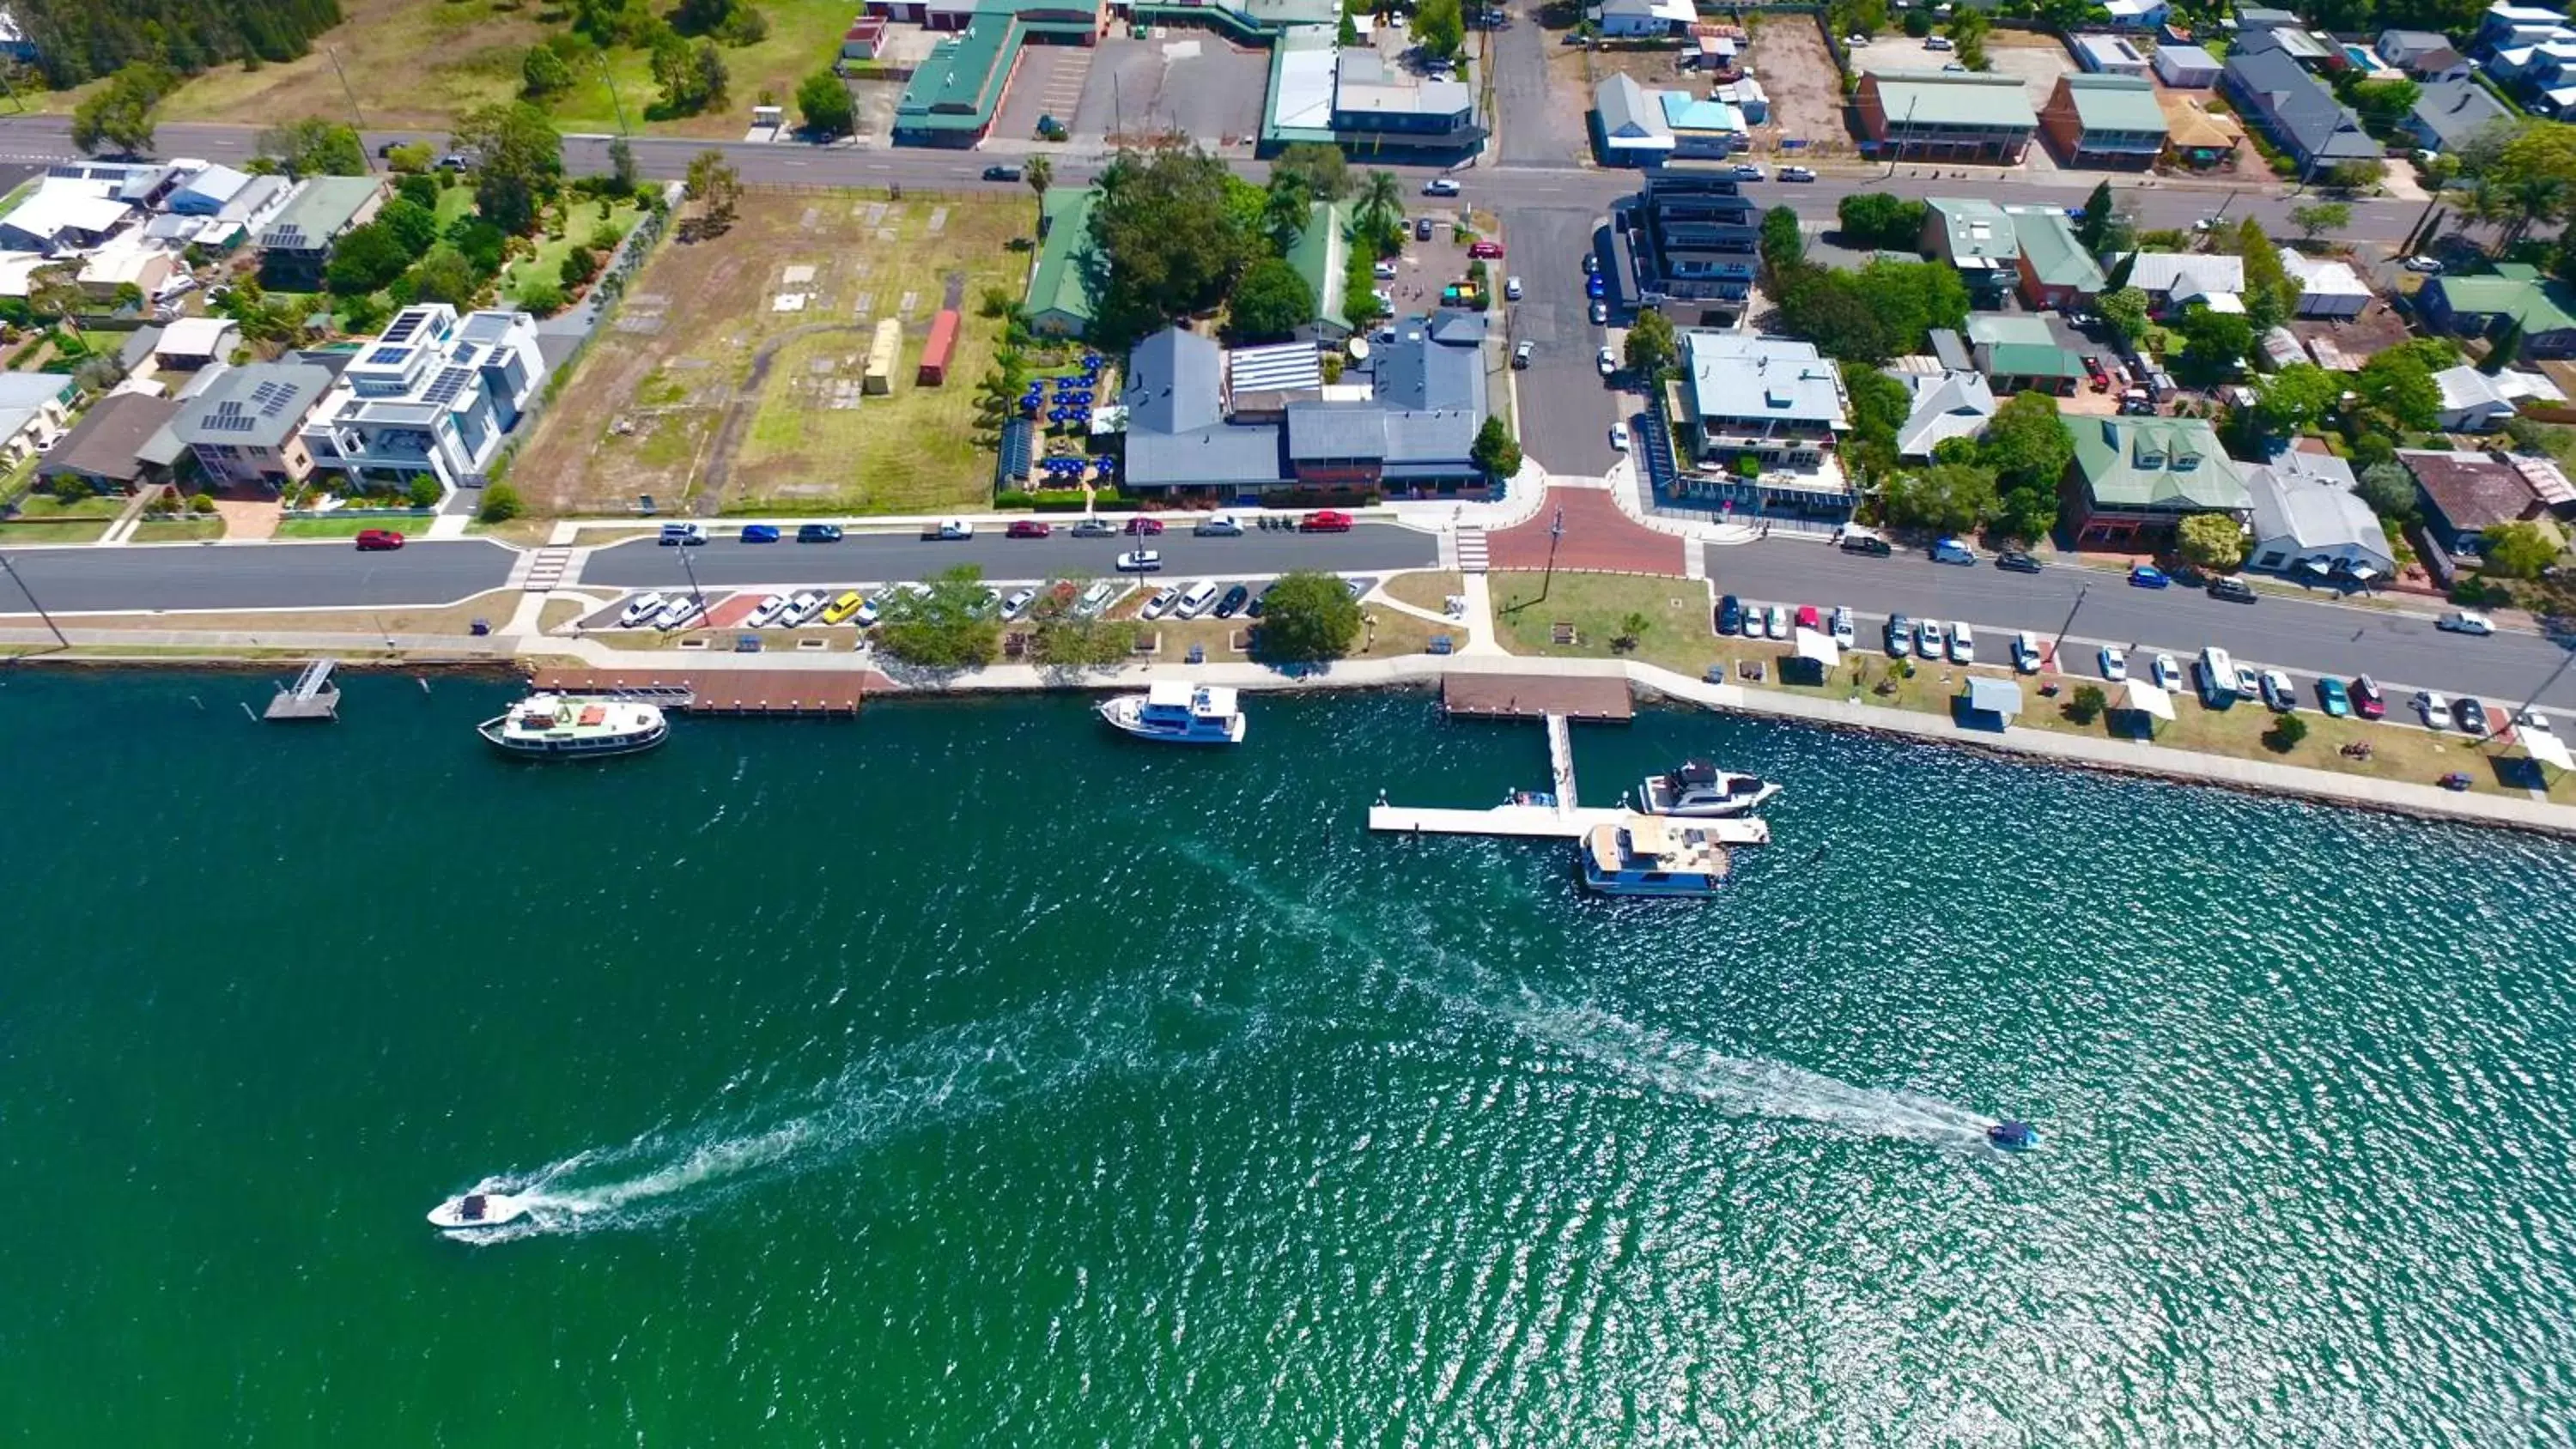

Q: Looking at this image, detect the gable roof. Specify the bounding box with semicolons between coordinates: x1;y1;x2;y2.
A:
1892;368;1996;457
2246;464;2393;564
1983;340;2088;379
2400;447;2541;530
169;361;334;448
2430;265;2576;334
0;188;132;243
2279;245;2372;300
1024;186;1103;329
1865;71;2038;129
1596;72;1674;145
2124;251;2244;299
38;391;178;482
2411;76;2514;149
2226;47;2384;161
258;177;381;251
2062;73;2170;132
2073;415;2254;512
2014;209;2108;292
1280;198;1352;333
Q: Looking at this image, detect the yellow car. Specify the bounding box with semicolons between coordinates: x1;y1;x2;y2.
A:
820;590;867;625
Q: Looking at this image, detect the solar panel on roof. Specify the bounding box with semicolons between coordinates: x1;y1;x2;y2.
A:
382;311;425;344
365;345;408;367
421;367;474;406
251;380;297;416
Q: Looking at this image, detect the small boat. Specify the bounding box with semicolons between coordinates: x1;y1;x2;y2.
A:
1097;681;1246;745
1987;1120;2040;1152
477;694;669;758
1640;759;1780;818
1577;816;1732;897
428;1191;531;1230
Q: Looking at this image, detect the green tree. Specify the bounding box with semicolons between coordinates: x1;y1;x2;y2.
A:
2100;286;2149;344
877;564;1003;668
1261;174;1311;251
1354;168;1405;250
2482;519;2560;578
377;197;440;258
2287;200;2352;241
2348;77;2421;132
796;69;854;137
1255;570;1364;663
2354;340;2451;431
1835;191;1924;249
516;278;569;315
2251;362;2342;438
1994;480;2058;543
2176;304;2255;376
1272;142;1352;203
1415;0;1465;59
2264;712;2308;752
1841;366;1911;480
1471;415;1522;480
607;136;640;197
1339;12;1360;45
2077;179;2114;252
1624;306;1679;378
477;482;526;523
453;101;563;235
653;33;728;115
1613;610;1652;652
404;246;485;306
685;149;743;231
256;116;366;175
1978;391;2074;494
1025;581;1138;666
2101;248;2136;293
1023;154;1053;233
2176;512;2247;573
2355;460;2421;523
324;224;414;295
1949;5;1989;69
2065;682;2107;724
1089;146;1257;347
559;245;602;288
1880;462;1999;535
2483;317;2525;373
523;43;574;99
405;476;442;509
1227;256;1315;341
1759;205;1804;281
70;63;177;155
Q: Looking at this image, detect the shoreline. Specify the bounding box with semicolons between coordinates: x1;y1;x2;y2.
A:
12;643;2574;840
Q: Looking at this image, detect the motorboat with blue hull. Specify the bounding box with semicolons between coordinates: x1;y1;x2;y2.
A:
1988;1120;2040;1151
1097;681;1247;745
1640;759;1779;818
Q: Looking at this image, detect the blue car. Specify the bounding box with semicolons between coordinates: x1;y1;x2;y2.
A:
796;524;843;543
2128;564;2171;589
1716;593;1743;634
738;524;781;543
1585;274;1607;299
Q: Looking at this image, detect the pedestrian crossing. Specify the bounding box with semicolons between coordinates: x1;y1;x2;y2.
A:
520;547;574;591
1456;524;1489;575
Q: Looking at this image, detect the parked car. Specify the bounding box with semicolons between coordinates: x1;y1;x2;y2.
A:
2012;631;2042;673
2456;695;2490;734
2129;564;2171;589
999;587;1036;620
1194;515;1243;537
1140;585;1181;620
659;522;708;546
1415;216;1435;242
2082;355;2110;391
1788;603;1818;634
1918;618;1946;656
1302;509;1355;531
1582;252;1600;276
796;523;843;543
1930;537;1977;566
354;528;404;551
981;164;1023;182
1585;273;1607;299
931;518;974;540
2317;676;2352;717
1924;33;1954;49
2418;689;2450;726
1468;239;1504;260
1116;549;1163;572
1995;549;2041;574
1608;421;1630;452
1213;584;1250;618
1514;340;1534;369
1077;579;1120;615
1741;603;1767;640
745;594;791;628
2518;706;2555;734
2403;255;2444;273
820;590;868;625
1948;622;1976;664
1126;517;1165;536
1590;300;1609;324
617;591;667;627
2152;652;2182;691
1596;346;1618;375
1504;275;1522;300
1767;603;1791;638
2260;669;2297;712
1830;605;1856;650
738;524;781;543
654;596;705;631
2438;609;2494;635
1717;593;1743;634
1005;519;1052;538
2351;675;2386;719
2099;645;2128;682
1374;259;1400;281
2235;666;2261;702
1886;613;1912;658
1071;517;1115;537
1779;165;1817;182
2208;576;2257;603
1423;177;1461;197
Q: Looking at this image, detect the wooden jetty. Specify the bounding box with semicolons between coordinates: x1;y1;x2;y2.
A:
263;658;340;721
1370;799;1769;844
1440;673;1631;722
529;667;866;718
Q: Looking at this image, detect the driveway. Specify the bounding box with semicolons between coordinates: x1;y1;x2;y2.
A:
0;541;518;613
1496;205;1623;477
1489;2;1593;165
580;524;1437;589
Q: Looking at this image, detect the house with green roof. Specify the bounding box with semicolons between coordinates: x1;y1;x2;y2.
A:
2008;206;2107;311
1964;315;2085;396
1282;198;1355;339
2064;414;2253;549
1853;71;2037;164
2417;263;2576;359
256;175;384;288
1922;197;2020;303
2038;74;2170;169
1024;186;1103;337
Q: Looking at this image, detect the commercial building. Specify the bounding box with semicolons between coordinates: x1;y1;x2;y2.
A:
1024;186;1103;336
2400;447;2548;554
2038;73;2171;168
2222;46;2384;172
888;0;1106;148
1922;197;2021;305
2416;264;2576;358
1852;71;2038;165
1264;31;1484;158
256;176;386;288
300;305;544;491
1666;330;1850;518
2063;415;2253;549
1623;164;1760;308
167;361;333;490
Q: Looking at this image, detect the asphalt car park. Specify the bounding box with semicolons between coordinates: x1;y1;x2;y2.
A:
1499;207;1623;477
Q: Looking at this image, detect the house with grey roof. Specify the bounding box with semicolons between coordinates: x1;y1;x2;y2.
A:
1595;72;1677;163
168;361;333;490
2379;28;2475;81
35;391;179;494
1889;366;1996;458
1670;330;1855;517
2222;45;2384;170
2245;445;2393;582
257;176;386;288
0;370;77;465
2409;77;2516;152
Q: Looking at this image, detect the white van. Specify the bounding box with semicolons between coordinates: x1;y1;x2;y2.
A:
2197;646;2236;706
1174;580;1222;619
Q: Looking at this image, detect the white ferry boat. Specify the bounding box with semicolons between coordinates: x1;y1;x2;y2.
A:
477;694;669;758
1578;815;1734;897
1639;758;1780;817
428;1191;531;1230
1097;681;1247;745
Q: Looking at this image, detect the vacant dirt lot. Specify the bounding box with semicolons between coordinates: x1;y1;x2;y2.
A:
511;189;1029;518
1747;21;1853;159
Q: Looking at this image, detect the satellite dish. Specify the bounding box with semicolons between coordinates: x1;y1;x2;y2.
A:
1346;337;1370;361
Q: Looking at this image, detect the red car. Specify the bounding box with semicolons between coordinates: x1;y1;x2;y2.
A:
1005;520;1052;538
1301;509;1355;532
2082;355;2110;391
2351;675;2387;720
1125;517;1164;536
354;529;404;551
1794;603;1821;633
1467;239;1504;260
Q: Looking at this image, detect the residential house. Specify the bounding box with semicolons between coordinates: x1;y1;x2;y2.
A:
2400;446;2545;553
2279;246;2372;317
2153;43;2222;88
153;317;240;371
1966;314;2088;396
2472;3;2573;57
2160;93;2246;167
2416;264;2576;357
167;361;333;491
2072;34;2150;76
2408;77;2516;152
1023;186;1102;337
2123;252;2244;314
1661;90;1749;158
2377;28;2475;82
2239;25;2337;66
2223;46;2385;171
2063;414;2254;548
2038;73;2171;168
1922;197;2022;305
2244;445;2396;581
0;186;133;254
1625;163;1760;307
0;372;78;465
1596;0;1695;38
2012;206;2106;310
2100;0;2167;28
2234;6;2303;28
256;176;386;288
76;240;176;302
0;8;36;62
1669;330;1852;518
2433;363;2567;431
300;305;546;491
1886;364;1997;458
167;165;258;216
34;391;178;494
1852;71;2038;165
1595;73;1677;163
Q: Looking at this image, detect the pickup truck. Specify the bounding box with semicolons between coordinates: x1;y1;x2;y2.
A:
921;518;975;540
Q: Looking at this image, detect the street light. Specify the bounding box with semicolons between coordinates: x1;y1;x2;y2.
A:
0;548;68;651
2044;582;2090;674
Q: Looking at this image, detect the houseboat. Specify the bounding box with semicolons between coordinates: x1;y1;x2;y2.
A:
1639;758;1780;817
1577;815;1735;897
477;694;669;758
1097;681;1247;745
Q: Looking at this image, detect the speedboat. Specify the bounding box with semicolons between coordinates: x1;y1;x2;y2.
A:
428;1191;531;1230
1097;682;1246;745
1987;1120;2040;1152
1639;759;1780;818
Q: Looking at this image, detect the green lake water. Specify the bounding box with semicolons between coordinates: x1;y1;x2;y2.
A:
4;670;2574;1445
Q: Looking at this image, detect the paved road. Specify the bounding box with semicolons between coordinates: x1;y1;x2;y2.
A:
1498;208;1623;476
0;541;517;612
1487;3;1586;167
1705;542;2576;709
581;524;1437;589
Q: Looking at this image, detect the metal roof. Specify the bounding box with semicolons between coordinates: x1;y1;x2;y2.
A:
1286;401;1388;460
1682;332;1847;428
1864;71;2038;130
172;362;333;447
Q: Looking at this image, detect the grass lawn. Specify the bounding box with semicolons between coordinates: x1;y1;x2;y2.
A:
11;493;124;520
1379;570;1465;612
273;515;435;540
128;518;228;543
0;520;111;543
500;198;642;308
513;189;1029;518
1492;571;1716;677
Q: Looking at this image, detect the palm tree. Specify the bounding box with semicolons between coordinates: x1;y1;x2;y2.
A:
1356;168;1404;250
1024;155;1052;234
1261;177;1310;251
2449;176;2514;252
2506;173;2567;246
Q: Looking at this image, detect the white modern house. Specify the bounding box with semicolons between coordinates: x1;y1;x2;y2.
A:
300;304;544;492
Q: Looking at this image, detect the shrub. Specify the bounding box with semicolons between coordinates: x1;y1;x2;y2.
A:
406;476;442;510
516;279;568;316
993;488;1037;510
2264;712;2308;752
187;492;216;515
2064;683;2107;724
478;482;526;524
47;474;92;503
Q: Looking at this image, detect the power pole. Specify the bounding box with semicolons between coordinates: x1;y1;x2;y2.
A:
0;549;70;650
600;52;634;137
2044;583;2088;674
325;46;377;173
